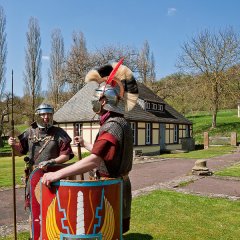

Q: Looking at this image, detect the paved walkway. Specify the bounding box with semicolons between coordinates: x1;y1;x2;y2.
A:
1;150;240;236
131;151;240;199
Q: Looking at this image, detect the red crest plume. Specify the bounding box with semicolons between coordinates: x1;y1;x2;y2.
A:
106;58;124;87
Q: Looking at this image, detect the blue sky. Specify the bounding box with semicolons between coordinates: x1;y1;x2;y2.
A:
2;0;240;96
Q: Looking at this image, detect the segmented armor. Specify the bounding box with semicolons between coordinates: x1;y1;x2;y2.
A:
97;115;133;222
18;122;73;166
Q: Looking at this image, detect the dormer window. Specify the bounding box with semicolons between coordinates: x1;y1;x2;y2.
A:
145;101;164;112
158;104;163;111
152;103;157;110
145;102;151;110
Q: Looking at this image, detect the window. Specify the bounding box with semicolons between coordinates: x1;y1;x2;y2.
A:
186;125;193;137
130;122;136;145
145;102;151;110
158;104;163;111
165;124;178;144
152;103;157;110
174;125;178;143
146;123;151;144
185;126;189;138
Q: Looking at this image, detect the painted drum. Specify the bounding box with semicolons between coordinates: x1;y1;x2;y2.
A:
40;179;123;240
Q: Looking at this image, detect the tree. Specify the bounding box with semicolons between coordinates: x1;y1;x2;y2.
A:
221;65;240;109
23;17;42;122
0;6;7;147
137;40;156;87
0;93;10;147
66;31;89;94
177;27;240;128
0;6;6;99
91;44;138;72
48;29;65;109
153;73;202;114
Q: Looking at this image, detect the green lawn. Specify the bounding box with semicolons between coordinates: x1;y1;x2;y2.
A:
186;109;240;144
157;145;235;159
215;163;240;177
0;155;82;188
0;144;11;153
124;190;240;240
1;190;240;240
0;232;29;240
0;156;25;187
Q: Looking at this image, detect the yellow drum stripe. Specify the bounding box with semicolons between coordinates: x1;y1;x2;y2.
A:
46;198;60;239
48;199;57;240
67;189;74;234
46;199;54;239
46;198;55;239
87;190;95;234
100;197;115;240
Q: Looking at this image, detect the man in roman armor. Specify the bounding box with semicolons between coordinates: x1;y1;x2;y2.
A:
8;103;74;205
8;103;74;239
42;60;138;234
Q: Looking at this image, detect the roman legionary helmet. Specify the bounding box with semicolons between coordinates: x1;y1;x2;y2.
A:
35;103;54;128
85;58;139;114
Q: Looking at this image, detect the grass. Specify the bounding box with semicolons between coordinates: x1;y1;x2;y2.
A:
0;154;89;188
124;190;240;240
15;124;28;134
0;232;29;240
0;144;11;153
186;109;240;144
2;190;240;240
0;156;26;187
157;145;235;159
215;163;240;178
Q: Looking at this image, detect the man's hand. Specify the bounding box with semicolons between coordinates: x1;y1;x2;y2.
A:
74;136;84;147
8;137;16;146
38;159;56;170
42;172;59;187
75;136;93;152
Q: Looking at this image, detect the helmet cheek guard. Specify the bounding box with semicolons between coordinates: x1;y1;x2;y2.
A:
91;99;103;114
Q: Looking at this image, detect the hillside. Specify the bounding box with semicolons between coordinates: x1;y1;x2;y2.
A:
186;109;240;144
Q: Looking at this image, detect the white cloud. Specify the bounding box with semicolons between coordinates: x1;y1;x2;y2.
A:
42;55;50;60
167;8;177;16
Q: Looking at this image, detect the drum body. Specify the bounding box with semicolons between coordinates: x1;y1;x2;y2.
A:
40;179;123;240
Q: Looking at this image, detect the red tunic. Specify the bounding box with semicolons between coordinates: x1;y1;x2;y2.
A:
92;132;117;162
91;112;132;233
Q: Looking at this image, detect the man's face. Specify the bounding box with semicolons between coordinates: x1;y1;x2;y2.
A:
39;113;53;124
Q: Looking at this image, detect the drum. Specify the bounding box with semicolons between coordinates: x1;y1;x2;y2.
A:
40;179;123;240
